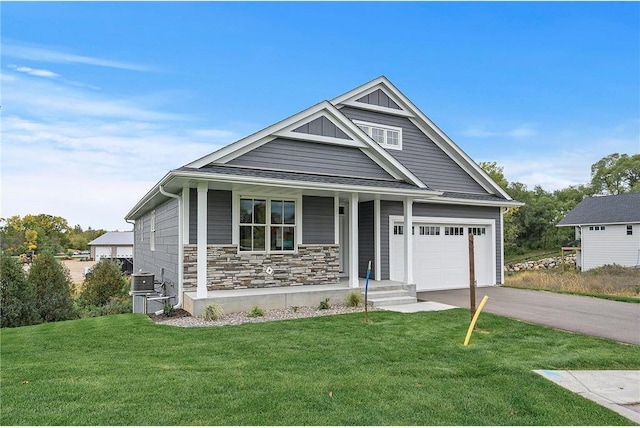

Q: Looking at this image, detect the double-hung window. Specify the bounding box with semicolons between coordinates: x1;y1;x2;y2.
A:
354;120;402;150
239;198;296;252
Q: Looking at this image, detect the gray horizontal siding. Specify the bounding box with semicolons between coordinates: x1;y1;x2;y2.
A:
293;116;350;140
341;106;486;193
302;196;334;244
358;201;375;278
189;189;232;245
380;201;502;283
133;198;179;297
228;137;393;180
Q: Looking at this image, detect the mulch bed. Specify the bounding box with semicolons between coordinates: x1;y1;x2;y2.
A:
148;308;191;322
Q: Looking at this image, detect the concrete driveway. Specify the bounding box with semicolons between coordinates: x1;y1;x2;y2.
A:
418;287;640;345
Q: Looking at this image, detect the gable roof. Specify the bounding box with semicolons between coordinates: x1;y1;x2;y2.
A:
88;231;134;246
557;193;640;226
331;76;514;200
185;100;428;189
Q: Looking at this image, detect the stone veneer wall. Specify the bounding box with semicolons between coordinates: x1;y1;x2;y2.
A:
183;244;340;290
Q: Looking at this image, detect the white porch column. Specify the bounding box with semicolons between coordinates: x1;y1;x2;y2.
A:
374;198;381;281
403;197;413;284
196;182;208;298
349;192;359;288
334;195;340;245
182;187;190;245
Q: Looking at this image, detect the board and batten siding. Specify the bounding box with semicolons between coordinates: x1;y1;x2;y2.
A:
133;197;180;288
227;137;394;180
189;189;232;245
582;224;640;270
302;196;335;244
340;106;487;194
293;115;351;140
379;201;502;283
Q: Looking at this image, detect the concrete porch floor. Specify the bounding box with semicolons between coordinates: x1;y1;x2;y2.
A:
182;278;410;316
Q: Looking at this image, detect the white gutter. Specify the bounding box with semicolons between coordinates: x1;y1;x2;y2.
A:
158;185;184;311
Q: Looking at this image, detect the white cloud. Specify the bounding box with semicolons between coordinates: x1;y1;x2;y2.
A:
3;40;154;72
0;71;239;231
8;64;60;78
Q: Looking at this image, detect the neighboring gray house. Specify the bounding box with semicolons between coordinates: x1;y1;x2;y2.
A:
557;193;640;271
125;76;522;314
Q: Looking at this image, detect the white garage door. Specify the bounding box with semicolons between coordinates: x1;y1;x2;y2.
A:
390;219;495;291
116;246;133;258
94;246;112;261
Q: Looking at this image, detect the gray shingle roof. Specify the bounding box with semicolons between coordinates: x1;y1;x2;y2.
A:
557;193;640;226
176;165;431;191
88;231;134;246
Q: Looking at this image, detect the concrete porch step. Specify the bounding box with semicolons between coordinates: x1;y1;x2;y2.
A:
368;295;418;307
365;289;411;299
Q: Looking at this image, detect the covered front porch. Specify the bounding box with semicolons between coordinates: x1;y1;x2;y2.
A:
183;278;415;316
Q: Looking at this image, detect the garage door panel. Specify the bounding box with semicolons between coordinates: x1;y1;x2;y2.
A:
390;220;494;291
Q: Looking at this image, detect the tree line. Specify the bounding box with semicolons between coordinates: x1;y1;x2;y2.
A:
481;152;640;255
0;214;107;256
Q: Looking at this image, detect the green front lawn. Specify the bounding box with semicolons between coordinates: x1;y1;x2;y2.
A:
2;310;639;425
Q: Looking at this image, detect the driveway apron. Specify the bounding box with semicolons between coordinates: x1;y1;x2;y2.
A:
418;287;640;345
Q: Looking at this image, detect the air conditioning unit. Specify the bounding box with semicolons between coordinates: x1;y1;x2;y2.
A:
131;272;155;292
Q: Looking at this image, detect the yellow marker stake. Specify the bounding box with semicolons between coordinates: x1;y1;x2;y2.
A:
463;295;489;346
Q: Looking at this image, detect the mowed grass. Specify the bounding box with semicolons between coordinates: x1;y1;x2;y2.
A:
2;310;639;425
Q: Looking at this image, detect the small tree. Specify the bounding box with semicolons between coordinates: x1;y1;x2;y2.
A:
80;259;129;307
28;251;76;322
0;252;40;328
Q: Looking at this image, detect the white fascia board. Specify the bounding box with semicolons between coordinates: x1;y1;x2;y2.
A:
186;100;335;168
414;196;524;208
325;103;427;188
558;221;640;228
333;76;514;201
124;172;173;221
173;170;441;198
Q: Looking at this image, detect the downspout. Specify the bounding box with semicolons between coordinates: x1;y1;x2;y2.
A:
159;185;184;310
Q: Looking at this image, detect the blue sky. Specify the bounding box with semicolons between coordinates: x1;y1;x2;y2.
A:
2;2;639;231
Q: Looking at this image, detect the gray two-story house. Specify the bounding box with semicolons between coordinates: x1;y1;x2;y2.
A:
125;76;521;315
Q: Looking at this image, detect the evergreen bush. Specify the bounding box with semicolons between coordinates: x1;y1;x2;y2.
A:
28;251;76;322
80;259;129;307
0;252;40;328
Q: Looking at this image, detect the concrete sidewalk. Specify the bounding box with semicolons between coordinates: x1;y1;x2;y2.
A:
535;370;640;424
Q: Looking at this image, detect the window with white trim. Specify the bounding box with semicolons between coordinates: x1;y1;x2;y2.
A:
150;210;156;251
444;226;464;236
239;198;296;252
468;227;486;236
419;226;440;236
354;121;402;150
393;225;415;235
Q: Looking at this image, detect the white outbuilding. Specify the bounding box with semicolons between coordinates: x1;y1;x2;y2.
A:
557;193;640;271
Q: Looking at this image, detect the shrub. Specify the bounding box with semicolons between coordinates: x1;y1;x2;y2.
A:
80;259;129;307
163;303;176;317
0;252;40;328
203;302;224;321
345;291;362;307
318;298;331;310
28;251;76;322
248;305;264;318
78;296;132;318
